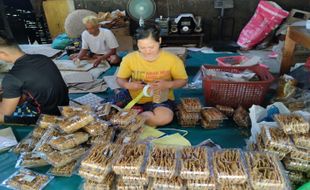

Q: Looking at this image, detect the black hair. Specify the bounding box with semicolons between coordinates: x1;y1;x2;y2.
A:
135;24;160;42
0;32;18;49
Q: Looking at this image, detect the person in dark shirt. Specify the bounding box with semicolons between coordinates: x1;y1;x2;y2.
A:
0;32;69;124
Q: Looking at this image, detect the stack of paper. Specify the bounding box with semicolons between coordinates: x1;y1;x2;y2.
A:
0;127;18;152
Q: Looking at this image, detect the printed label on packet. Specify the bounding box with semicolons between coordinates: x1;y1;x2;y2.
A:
21;174;36;182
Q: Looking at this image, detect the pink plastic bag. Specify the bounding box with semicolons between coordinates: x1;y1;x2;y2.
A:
237;0;289;50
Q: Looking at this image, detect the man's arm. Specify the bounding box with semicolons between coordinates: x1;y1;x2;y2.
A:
93;48;117;67
0;97;20;122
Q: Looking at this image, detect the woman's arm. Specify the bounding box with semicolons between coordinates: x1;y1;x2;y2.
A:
116;77;145;90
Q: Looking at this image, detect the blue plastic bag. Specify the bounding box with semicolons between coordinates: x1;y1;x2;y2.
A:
52;33;72;50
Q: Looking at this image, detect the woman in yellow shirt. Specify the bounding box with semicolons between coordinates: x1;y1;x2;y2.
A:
116;25;188;126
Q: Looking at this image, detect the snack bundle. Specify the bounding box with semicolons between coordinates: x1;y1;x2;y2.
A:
201;107;226;129
177;98;202;127
82;172;115;190
215;105;234;117
274;114;309;135
233;106;250;128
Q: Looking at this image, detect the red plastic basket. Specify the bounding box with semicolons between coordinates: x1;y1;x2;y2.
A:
216;55;269;69
202;65;274;108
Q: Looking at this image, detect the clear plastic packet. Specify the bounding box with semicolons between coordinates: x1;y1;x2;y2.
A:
116;178;145;190
47;160;78;177
112;144;147;176
58;113;95;134
291;133;310;149
94;103;112;117
179;146;210;180
178;105;201;121
121;174;149;186
215;105;234;117
274;114;310;134
32;128;62;158
201;107;227;122
99;104;122;121
114;128;143;144
233;106;250;128
59;105;92;117
83;120;111;136
31;127;47;139
146;145;177;178
49;132;89;151
260;126;295;154
11;135;39;154
110;109;138;126
289;147;310;162
15;152;49;168
45;146;86;168
218;182;252;190
79;167;107;183
89;127;115;145
120;115;146;132
283;158;310;173
1;168;53;190
287;171;307;184
245;152;287;190
36;114;63;129
180;98;202;113
152;177;185;190
83;173;115;190
186;177;216;190
152;88;169;104
212;149;247;184
80;143;121;177
256;134;287;160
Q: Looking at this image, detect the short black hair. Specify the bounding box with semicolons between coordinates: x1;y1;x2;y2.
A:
135;24;160;42
0;32;18;49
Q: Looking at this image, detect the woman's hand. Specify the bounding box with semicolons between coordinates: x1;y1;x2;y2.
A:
126;81;145;90
150;80;172;91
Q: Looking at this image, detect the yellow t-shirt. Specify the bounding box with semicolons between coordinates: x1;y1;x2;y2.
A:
117;50;188;104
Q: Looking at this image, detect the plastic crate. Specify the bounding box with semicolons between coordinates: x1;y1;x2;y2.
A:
216;55;268;69
202;65;274;108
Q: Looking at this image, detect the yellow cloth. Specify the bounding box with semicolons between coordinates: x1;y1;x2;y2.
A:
139;125;165;140
152;133;191;146
117;50;188;104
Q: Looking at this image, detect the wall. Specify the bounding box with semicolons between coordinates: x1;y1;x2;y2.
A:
73;0;310;41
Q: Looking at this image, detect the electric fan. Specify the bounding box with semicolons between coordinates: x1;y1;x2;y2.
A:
127;0;156;34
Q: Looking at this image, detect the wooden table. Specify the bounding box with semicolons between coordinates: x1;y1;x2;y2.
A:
280;26;310;74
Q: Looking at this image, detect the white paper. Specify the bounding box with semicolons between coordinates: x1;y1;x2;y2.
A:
62;72;94;84
103;75;120;90
19;44;61;58
53;59;94;71
73;93;105;108
0;127;18;152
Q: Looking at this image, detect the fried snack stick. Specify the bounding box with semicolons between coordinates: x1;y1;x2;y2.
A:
187;178;216;190
233;106;250;128
83;173;115;190
113;144;147;175
245;152;285;190
116;178;145;190
290;147;310;162
153;177;185;190
121;174;149;186
218;182;252;190
180;97;202;113
291;133;310;149
49;160;77;177
49;132;89;150
146;146;177;178
216;105;234;117
213;149;247;184
4;168;52;190
256;134;287;160
180;147;210;179
274;114;310;134
58;113;95;133
283;158;310;173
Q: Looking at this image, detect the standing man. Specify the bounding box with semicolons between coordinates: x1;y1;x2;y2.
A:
0;33;69;124
71;15;120;67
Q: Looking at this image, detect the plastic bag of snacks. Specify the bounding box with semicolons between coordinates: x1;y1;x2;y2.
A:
121;174;149;186
120;115;146;132
288;171;307;185
94;103;112;117
201;107;226;129
180;98;202;113
216;105;234;117
31;127;47;139
260;126;295;154
15;152;49;168
33;128;62;157
11;134;39;154
79;168;107;183
83;120;111;136
1;168;53;190
116;178;145;190
283;158;310;173
112;144;147;176
291;133;310;150
83;173;115;190
152;88;169;104
89;127;115;145
59;105;92;117
114;129;143;144
45;146;86;167
256;134;287;160
274;114;310;134
245;152;287;190
179;146;210;179
289;147;310;162
80;143;121;180
146;146;177;178
36;114;63;129
47;160;78;177
213;149;247;184
58;113;95;133
110;109;138;126
218;182;252;190
152;177;185;190
177;105;200;127
187;178;216;190
49;132;89;150
233;106;250;128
